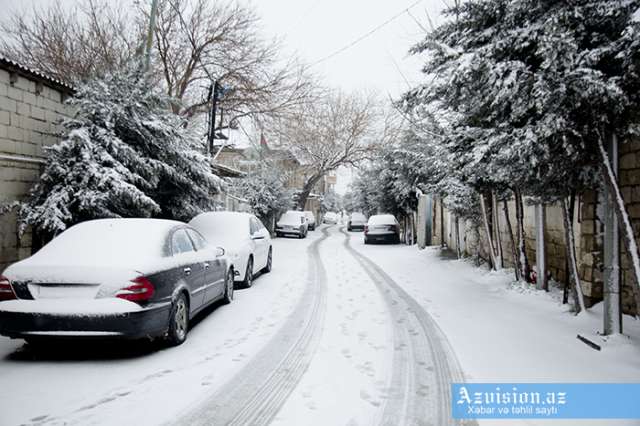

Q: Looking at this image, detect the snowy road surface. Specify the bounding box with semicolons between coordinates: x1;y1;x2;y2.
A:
0;224;639;426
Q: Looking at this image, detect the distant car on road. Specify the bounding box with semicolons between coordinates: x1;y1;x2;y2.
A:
364;214;401;244
190;212;272;288
303;211;317;231
0;219;234;346
347;212;367;231
323;212;338;224
276;211;309;238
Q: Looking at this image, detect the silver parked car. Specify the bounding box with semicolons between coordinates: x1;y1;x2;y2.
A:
347;212;367;231
276;211;309;238
364;214;400;244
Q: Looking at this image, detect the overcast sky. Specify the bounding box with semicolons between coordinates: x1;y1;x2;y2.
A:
0;0;447;194
252;0;445;96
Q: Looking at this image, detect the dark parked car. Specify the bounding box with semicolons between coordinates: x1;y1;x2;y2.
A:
0;219;234;346
347;212;367;231
364;214;401;244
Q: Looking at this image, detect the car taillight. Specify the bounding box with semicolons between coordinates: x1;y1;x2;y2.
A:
116;277;155;302
364;225;369;234
0;275;16;301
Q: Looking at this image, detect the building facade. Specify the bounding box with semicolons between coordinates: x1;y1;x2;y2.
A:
0;57;74;272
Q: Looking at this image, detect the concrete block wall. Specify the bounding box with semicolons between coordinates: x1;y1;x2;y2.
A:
0;67;72;272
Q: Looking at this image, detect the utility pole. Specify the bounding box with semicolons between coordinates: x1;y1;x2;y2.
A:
144;0;159;72
208;81;221;155
604;132;622;335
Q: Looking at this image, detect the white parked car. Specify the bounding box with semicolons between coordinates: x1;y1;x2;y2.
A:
303;211;317;231
364;214;401;244
276;211;308;238
190;212;272;288
323;212;338;224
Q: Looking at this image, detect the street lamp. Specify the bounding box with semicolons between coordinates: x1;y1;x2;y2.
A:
207;80;232;156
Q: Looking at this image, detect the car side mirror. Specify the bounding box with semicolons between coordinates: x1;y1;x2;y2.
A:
216;247;225;257
251;234;265;240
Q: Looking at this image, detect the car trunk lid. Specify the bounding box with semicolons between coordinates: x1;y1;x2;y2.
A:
5;265;140;300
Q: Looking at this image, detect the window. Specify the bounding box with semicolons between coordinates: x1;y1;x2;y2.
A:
186;229;207;251
172;230;195;255
250;218;260;235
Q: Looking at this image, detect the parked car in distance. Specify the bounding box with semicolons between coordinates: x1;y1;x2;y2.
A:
303;211;317;231
276;211;309;238
189;212;272;288
347;212;367;231
364;214;401;244
0;219;234;346
323;212;338;224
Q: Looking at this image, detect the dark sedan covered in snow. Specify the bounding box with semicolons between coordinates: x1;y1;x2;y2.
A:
364;214;401;244
0;219;234;346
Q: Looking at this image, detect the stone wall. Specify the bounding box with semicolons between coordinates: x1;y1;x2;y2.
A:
0;65;72;272
430;188;638;314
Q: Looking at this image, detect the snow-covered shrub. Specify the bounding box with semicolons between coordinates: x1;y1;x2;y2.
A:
232;162;292;230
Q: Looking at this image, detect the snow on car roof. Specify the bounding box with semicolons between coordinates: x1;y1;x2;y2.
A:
27;218;181;266
368;214;396;225
189;211;251;240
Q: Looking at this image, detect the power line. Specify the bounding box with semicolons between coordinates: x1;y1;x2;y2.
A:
308;0;423;68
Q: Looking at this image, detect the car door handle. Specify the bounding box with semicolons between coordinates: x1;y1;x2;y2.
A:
184;267;191;276
203;262;210;269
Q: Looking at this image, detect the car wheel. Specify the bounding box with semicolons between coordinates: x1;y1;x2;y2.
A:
263;247;273;273
166;292;189;346
222;268;234;304
243;257;254;288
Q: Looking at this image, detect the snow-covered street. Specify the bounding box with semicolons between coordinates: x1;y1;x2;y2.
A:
1;224;639;426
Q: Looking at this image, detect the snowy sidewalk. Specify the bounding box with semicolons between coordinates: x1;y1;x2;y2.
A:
352;236;640;426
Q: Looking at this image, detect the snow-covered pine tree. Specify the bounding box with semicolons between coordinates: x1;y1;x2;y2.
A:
404;0;640;311
20;63;222;239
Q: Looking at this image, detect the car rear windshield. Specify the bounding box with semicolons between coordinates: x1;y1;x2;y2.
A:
281;212;303;223
351;213;366;221
33;219;170;265
368;215;396;225
190;213;249;240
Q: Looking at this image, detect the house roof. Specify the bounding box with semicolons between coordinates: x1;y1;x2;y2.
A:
0;56;75;94
212;163;246;178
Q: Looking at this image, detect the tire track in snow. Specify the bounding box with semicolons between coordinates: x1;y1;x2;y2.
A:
341;228;474;426
177;227;330;426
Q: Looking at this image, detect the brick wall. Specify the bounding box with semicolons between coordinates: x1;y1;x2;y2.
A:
0;66;72;272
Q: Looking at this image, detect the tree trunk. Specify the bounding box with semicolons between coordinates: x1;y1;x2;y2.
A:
503;199;520;281
479;193;497;270
455;215;462;259
514;189;531;282
492;192;503;269
296;174;323;210
440;198;445;248
562;198;586;313
563;194;576;305
597;133;640;316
